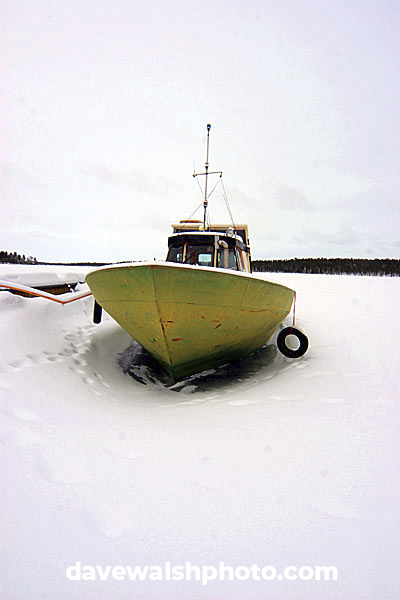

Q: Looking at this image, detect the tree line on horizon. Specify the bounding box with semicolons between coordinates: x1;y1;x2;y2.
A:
0;251;38;264
0;250;113;267
1;250;399;276
251;257;400;277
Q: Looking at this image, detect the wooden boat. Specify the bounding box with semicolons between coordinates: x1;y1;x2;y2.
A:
86;125;306;380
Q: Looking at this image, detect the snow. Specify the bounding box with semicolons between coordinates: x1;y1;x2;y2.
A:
0;269;85;288
1;264;399;599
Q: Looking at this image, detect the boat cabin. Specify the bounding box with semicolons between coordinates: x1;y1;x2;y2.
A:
167;221;252;273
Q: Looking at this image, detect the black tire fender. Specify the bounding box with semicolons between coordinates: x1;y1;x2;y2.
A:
93;300;103;324
277;327;309;358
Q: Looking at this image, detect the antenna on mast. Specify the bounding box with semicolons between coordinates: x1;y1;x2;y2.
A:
193;123;222;231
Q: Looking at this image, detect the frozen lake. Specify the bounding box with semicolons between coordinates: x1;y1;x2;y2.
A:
1;265;399;599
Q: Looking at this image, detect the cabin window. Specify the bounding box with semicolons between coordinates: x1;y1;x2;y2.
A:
216;247;239;270
185;245;214;266
167;245;184;263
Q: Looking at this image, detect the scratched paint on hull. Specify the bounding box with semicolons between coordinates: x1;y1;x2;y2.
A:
86;262;295;380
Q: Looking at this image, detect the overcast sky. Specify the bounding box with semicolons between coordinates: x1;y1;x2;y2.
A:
2;0;400;262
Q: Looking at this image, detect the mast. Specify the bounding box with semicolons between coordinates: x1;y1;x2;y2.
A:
203;123;211;229
193;123;222;231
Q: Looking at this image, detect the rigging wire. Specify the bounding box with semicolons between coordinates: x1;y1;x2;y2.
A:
195;174;204;198
192;154;205;199
191;128;236;230
206;175;222;201
181;202;203;227
186;176;236;232
221;179;236;230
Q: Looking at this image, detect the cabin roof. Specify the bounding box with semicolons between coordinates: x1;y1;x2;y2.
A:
169;230;244;242
171;222;249;246
168;231;249;253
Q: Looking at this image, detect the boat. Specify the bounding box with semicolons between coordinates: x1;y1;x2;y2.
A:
85;125;308;381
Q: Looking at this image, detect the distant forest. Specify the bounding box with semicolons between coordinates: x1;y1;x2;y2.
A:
0;251;107;267
1;250;399;276
252;258;400;277
0;251;38;264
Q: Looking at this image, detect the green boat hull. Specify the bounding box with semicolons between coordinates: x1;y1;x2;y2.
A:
86;262;295;380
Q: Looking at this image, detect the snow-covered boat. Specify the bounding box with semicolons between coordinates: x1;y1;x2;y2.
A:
86;125;308;380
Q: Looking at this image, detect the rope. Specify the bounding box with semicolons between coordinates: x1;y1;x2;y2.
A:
291;291;296;332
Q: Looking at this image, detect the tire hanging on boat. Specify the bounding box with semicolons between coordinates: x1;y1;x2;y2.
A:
277;327;309;358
